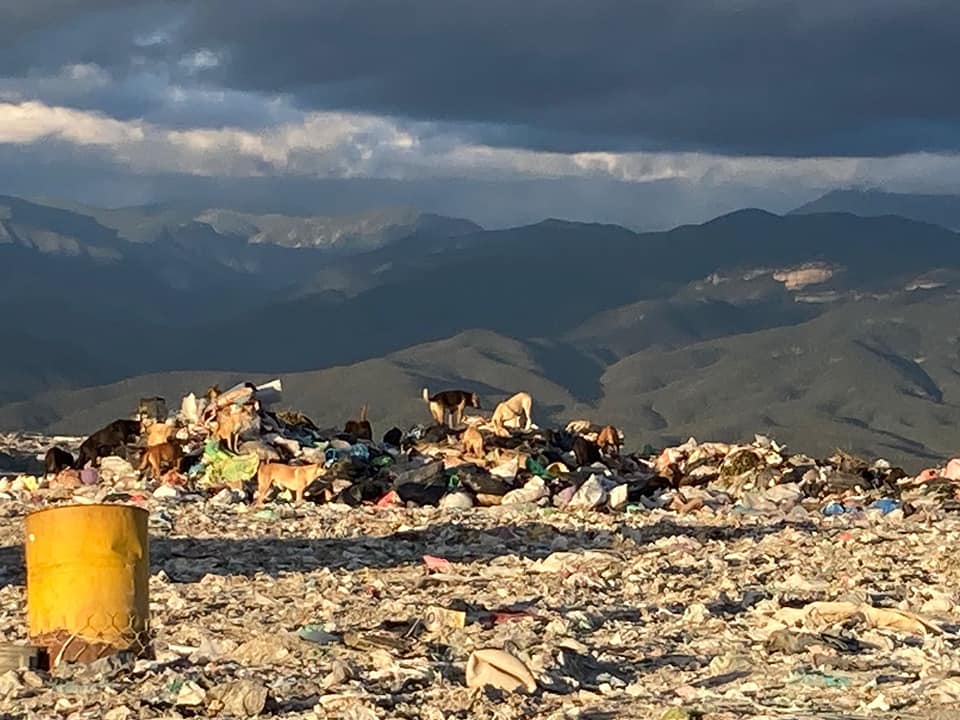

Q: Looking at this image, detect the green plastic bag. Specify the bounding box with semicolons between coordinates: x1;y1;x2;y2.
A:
197;440;260;489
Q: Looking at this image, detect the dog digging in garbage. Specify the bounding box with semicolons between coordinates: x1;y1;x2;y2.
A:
44;447;74;475
566;419;593;435
75;418;142;469
422;388;481;428
139;441;183;479
344;405;373;440
596;425;622;455
572;435;602;468
255;462;325;505
490;391;534;435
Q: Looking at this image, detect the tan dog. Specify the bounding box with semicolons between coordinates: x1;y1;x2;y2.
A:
596;425;622;455
490;392;534;435
461;425;485;459
142;420;174;447
422;388;481;428
565;419;593;435
139;441;182;479
255;462;324;505
215;404;254;453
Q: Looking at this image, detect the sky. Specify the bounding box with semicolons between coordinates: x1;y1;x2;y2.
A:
0;0;958;228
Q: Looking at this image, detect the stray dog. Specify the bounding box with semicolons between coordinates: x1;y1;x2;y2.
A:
383;427;403;448
461;426;485;458
44;447;74;475
76;419;141;469
143;420;174;447
255;462;324;505
565;419;593;435
215;404;253;453
596;425;622;455
490;392;534;435
139;441;183;479
344;405;373;440
572;435;601;468
422;388;481;428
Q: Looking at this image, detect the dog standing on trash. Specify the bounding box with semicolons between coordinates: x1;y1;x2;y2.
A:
75;418;142;469
139;441;183;479
596;425;622;455
422;388;481;428
490;392;534;435
215;404;254;453
344;405;373;440
143;419;175;447
461;425;485;459
256;462;324;505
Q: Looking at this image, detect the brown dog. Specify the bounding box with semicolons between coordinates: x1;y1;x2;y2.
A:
139;441;183;479
490;391;534;435
255;462;324;505
422;387;481;428
596;425;622;455
572;435;601;468
344;405;373;440
461;425;485;459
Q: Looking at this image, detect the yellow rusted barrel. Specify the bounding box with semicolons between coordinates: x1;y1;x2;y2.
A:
24;504;150;665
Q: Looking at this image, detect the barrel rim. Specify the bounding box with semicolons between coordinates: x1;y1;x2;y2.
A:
25;503;149;521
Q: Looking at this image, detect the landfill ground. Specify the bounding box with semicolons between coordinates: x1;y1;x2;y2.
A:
2;383;960;720
2;491;960;719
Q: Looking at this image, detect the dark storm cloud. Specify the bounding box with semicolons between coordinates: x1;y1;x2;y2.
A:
172;0;960;157
1;0;958;157
0;2;171;70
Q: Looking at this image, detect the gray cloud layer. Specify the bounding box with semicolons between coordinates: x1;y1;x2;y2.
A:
4;0;956;157
2;0;958;156
0;1;958;222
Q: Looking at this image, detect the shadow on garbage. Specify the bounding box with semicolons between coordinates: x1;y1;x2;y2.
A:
0;516;817;587
0;544;22;589
149;516;816;583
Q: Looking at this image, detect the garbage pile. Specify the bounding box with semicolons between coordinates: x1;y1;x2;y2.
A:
1;379;959;518
1;381;960;718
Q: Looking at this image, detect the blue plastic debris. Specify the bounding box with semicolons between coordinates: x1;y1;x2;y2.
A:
822;501;847;516
869;498;900;515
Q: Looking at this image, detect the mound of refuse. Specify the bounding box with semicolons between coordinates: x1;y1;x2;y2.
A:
1;379;958;518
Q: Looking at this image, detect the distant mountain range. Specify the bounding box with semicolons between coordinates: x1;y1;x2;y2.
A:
2;190;959;468
792;188;960;230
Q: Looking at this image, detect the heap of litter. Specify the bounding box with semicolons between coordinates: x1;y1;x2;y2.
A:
1;379;958;517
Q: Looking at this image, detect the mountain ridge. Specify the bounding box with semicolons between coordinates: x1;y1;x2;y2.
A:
792;189;960;230
2;194;959;467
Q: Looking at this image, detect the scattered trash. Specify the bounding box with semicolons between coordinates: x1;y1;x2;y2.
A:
465;648;538;693
422;555;452;573
422;606;467;633
0;384;959;716
297;624;338;645
174;680;206;706
206;679;269;717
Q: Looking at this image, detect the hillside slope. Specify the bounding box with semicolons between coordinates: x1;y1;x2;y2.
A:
792;189;960;230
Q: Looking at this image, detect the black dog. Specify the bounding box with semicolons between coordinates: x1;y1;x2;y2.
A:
382;427;403;448
75;419;141;469
572;435;601;468
44;447;74;475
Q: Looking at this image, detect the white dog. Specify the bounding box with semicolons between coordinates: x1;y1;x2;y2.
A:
490;392;534;435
